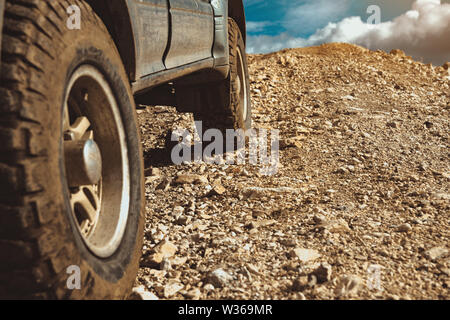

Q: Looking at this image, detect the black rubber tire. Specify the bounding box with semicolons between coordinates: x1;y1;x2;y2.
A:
176;18;252;134
0;0;145;299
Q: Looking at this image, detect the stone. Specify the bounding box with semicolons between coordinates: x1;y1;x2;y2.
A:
313;214;327;225
335;167;349;174
241;186;300;199
296;292;307;300
334;275;363;298
176;216;191;226
160;258;172;271
155;178;171;191
192;221;208;231
130;286;159;300
424;247;448;261
145;167;161;177
292;276;309;291
173;206;185;216
424;121;433;129
175;174;208;185
398;223;412;233
203;284;215;292
184;288;201;300
280;239;297;247
390;49;405;56
145;176;160;184
164;281;184;298
206;269;233;288
283;261;299;272
246;263;261;275
154;240;177;257
431;192;450;200
289;248;321;263
342;95;356;101
142;240;178;268
317;219;351;233
386;121;397;129
438;266;450;276
313;263;332;283
279;137;303;150
307;275;317;288
171;256;188;266
208;182;226;196
246;219;277;230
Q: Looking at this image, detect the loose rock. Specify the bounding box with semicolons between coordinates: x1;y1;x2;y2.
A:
424;247;448;261
289;248;321;264
206;269;233;288
313;263;332;283
130;286;159;300
334;275;363;298
164;281;184;298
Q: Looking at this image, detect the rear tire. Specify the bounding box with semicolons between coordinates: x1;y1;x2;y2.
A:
176;18;252;135
0;0;144;299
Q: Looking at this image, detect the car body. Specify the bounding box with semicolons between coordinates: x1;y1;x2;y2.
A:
0;0;245;95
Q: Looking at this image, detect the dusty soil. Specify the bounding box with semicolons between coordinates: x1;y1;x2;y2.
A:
133;43;449;300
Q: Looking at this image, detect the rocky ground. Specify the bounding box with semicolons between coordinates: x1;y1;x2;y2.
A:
132;43;449;300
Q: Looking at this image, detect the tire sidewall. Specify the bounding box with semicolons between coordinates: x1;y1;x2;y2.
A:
45;14;144;297
60;47;144;283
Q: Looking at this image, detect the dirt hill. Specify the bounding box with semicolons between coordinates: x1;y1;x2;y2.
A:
134;43;449;300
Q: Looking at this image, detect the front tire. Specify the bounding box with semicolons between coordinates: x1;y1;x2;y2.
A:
0;0;144;299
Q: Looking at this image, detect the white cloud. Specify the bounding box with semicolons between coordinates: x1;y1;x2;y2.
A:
283;0;351;35
247;21;272;33
247;0;450;65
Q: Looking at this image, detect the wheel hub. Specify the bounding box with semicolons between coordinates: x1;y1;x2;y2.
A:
64;139;102;187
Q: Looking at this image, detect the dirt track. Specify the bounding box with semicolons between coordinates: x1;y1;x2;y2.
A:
133;43;449;300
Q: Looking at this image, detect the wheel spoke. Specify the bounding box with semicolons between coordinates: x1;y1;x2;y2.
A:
70;116;91;140
70;186;100;228
82;130;94;140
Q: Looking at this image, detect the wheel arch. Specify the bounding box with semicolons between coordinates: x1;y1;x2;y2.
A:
228;0;246;44
86;0;137;82
0;0;5;58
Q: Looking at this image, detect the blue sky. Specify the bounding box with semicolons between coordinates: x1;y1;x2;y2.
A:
243;0;450;65
244;0;450;37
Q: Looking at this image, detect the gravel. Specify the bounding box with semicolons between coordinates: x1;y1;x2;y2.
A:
133;43;449;300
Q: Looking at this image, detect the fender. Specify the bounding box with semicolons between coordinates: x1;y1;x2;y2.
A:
0;0;5;60
228;0;247;45
86;0;137;82
212;0;247;72
211;0;230;70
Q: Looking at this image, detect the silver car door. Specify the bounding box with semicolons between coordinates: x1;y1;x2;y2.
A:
127;0;170;78
165;0;215;69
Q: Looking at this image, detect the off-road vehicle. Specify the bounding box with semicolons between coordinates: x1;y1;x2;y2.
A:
0;0;251;299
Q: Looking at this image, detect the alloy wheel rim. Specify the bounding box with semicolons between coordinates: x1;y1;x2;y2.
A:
63;64;130;258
